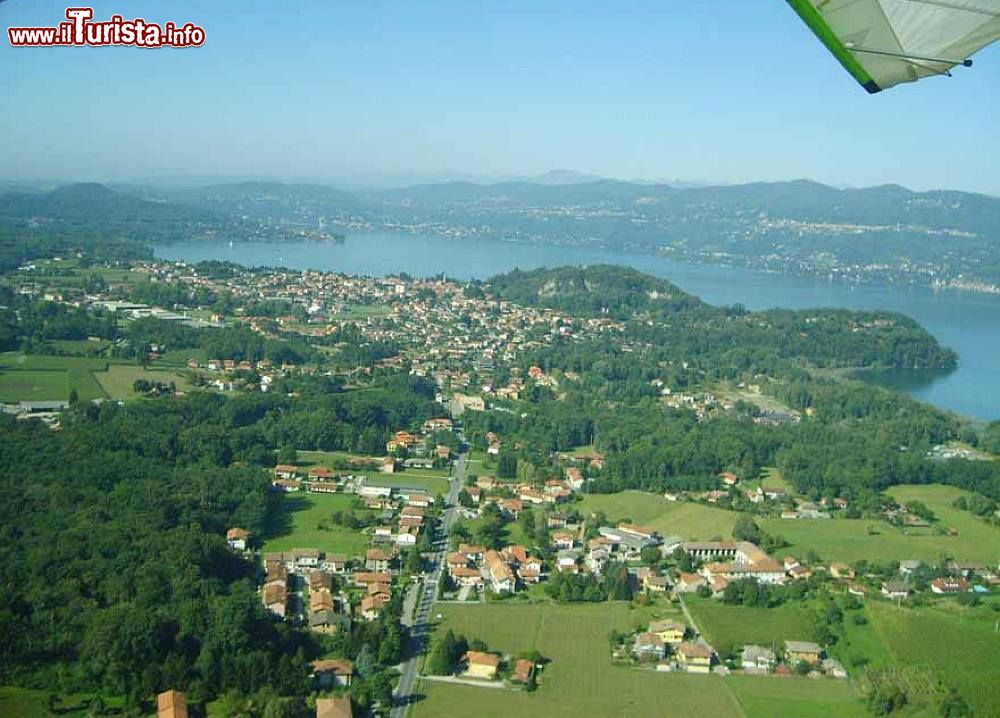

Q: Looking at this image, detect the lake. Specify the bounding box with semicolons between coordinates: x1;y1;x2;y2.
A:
155;233;1000;421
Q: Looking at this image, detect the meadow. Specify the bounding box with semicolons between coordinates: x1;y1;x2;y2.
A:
413;602;866;718
578;491;737;540
262;492;370;558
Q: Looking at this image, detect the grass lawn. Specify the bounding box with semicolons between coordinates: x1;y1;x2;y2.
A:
262;493;369;559
683;596;817;651
760;484;1000;565
416;602;866;718
865;600;1000;717
579;491;737;540
93;365;194;400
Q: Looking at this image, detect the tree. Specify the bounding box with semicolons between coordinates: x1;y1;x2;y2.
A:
277;444;298;465
427;629;466;675
406;548;424;575
938;689;972;718
733;513;761;544
497;451;518;479
640;546;662;566
356;643;375;679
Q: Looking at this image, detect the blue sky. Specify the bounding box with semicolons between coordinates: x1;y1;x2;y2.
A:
2;0;998;193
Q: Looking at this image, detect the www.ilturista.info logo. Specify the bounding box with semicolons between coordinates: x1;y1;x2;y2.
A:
8;7;206;48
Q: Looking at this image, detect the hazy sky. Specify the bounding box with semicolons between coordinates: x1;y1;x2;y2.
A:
2;0;998;193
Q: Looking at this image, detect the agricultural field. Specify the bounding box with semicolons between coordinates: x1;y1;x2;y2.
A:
414;602;866;718
93;364;194;400
578;491;737;540
262;493;370;559
760;484;1000;565
863;600;1000;718
683;596;816;651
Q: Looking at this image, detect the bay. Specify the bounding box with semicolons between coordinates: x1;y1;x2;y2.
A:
154;233;1000;421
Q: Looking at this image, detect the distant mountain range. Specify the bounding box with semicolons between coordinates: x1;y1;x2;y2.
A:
2;177;999;289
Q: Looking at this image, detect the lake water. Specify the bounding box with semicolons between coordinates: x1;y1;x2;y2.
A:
155;233;1000;421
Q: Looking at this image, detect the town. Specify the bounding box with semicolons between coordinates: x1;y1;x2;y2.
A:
0;258;997;718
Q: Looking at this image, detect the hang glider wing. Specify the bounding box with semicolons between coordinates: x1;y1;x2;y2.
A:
787;0;1000;93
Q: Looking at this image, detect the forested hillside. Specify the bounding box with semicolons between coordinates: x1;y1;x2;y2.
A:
0;376;440;712
488;265;957;370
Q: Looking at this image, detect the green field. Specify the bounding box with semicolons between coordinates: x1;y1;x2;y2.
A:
726;676;866;718
760;484;1000;565
93;364;194;400
578;491;737;540
415;602;866;718
0;353;109;402
684;596;816;651
414;603;746;718
0;687;121;718
262;493;369;558
0;353;194;403
864;600;1000;717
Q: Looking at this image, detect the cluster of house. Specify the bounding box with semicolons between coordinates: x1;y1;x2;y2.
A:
446;543;544;594
678;541;787;593
259;546;400;627
740;641;846;678
454;650;536;686
463;464;589;519
876;559;996;600
630;619;711;673
259;549;347;627
568;524;670;577
270;464;370;494
385;417;456;462
359;482;434;548
627;621;846;678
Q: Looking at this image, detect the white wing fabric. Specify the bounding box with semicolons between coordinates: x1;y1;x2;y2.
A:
787;0;1000;92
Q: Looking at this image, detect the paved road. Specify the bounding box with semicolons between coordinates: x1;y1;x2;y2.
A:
391;445;466;718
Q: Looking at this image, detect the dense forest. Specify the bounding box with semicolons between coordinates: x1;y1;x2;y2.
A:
0;376;441;713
